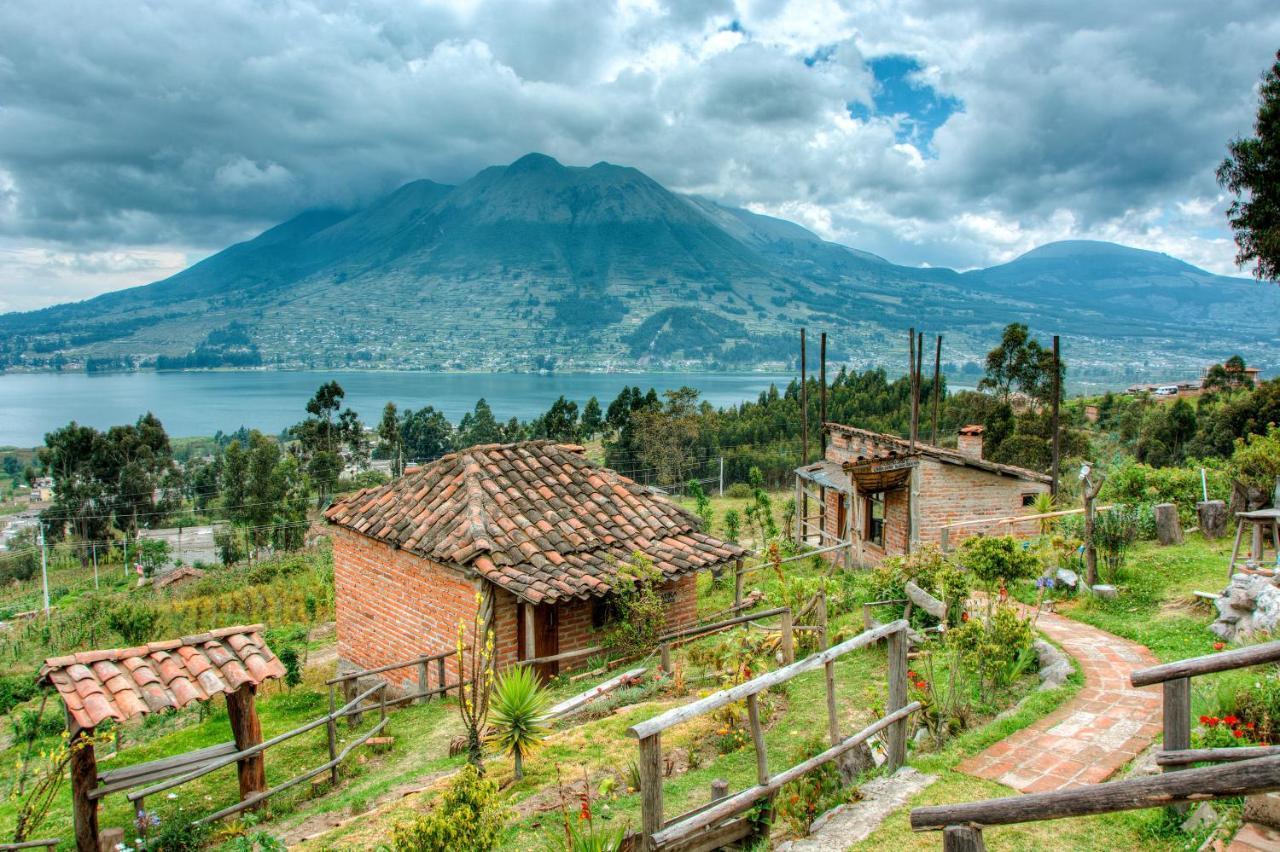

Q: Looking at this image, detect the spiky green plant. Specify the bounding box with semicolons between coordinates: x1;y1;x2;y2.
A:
488;664;552;780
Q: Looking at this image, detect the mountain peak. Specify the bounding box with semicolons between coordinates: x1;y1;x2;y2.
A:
506;152;564;173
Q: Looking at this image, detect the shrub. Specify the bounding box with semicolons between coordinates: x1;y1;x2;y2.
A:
946;604;1035;693
600;553;666;657
487;665;551;780
106;600;161;645
867;546;971;627
1093;505;1139;583
723;510;741;543
776;734;846;835
958;536;1040;589
1232;426;1280;500
1101;459;1231;524
725;482;753;500
392;764;506;851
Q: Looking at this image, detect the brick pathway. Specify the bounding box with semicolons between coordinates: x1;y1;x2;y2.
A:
957;608;1163;793
1230;822;1280;850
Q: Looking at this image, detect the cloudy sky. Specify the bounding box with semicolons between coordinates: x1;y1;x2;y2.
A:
0;0;1276;313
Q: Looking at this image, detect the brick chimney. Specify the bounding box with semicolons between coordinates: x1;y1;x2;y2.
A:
957;424;985;460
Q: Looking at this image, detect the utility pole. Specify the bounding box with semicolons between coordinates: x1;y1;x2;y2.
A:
915;332;924;444
930;334;943;446
819;332;828;454
718;457;724;497
800;329;809;465
908;328;917;451
91;542;99;590
1051;335;1062;499
38;522;49;615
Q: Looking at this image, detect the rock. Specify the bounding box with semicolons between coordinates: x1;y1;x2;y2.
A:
1245;791;1280;829
1211;573;1280;641
1055;568;1079;590
1091;584;1118;599
835;740;876;784
1181;801;1218;832
1198;500;1229;539
774;767;937;851
1033;639;1072;689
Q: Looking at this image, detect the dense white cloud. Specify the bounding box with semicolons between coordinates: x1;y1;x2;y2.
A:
0;0;1275;310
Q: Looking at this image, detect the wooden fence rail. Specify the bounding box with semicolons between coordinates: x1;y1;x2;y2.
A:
327;647;463;726
628;618;915;851
910;754;1280;850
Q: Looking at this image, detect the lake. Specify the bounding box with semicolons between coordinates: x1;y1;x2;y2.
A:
0;370;794;447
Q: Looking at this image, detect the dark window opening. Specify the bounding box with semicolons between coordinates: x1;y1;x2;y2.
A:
1021;493;1038;507
864;491;886;548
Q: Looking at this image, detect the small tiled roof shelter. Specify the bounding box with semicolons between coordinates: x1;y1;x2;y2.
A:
796;423;1051;566
324;441;745;682
38;625;284;852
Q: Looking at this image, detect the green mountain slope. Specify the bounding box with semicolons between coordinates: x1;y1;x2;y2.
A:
0;157;1275;378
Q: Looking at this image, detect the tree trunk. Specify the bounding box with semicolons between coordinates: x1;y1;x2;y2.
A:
513;749;523;781
1084;492;1098;587
1198;500;1229;539
226;684;266;804
1155;503;1183;546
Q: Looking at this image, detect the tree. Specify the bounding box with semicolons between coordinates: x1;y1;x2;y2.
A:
1218;50;1280;282
457;399;500;448
580;396;604;439
532;396;579;443
291;381;364;499
138;539;170;577
219;431;304;559
631;387;702;485
400;406;454;462
377;402;404;477
978;323;1060;404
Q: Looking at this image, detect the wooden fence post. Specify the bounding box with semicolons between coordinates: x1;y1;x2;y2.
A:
943;825;986;851
326;685;339;785
746;693;772;833
710;778;729;801
417;659;429;704
733;559;744;612
344;679;361;728
780;608;795;665
226;683;267;805
886;627;909;771
660;643;672;675
437;657;448;699
817;590;840;745
639;734;663;851
69;722;99;852
1164;677;1191;813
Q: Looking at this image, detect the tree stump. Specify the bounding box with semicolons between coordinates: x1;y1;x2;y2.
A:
1155;503;1183;546
1198;500;1229;539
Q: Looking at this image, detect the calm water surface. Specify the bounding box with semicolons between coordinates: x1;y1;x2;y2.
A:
0;370;793;447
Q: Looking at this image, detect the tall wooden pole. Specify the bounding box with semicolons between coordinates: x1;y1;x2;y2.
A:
915;332;924;444
908;328;917;451
800;329;809;465
226;684;266;804
930;334;943;445
819;332;828;454
1051;334;1061;498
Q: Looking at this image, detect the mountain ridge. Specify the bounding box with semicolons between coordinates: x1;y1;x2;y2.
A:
0;154;1274;379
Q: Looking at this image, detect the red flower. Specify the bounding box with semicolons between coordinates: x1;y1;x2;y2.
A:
1247;722;1257;730
1206;717;1220;727
907;670;918;679
1234;729;1245;738
1224;715;1240;726
579;795;591;821
1199;715;1212;725
1214;642;1225;651
915;680;928;690
961;612;970;622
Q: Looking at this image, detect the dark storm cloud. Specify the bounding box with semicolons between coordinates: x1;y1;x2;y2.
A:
0;0;1276;309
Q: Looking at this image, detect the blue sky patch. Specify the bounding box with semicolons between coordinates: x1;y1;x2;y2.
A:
851;55;961;151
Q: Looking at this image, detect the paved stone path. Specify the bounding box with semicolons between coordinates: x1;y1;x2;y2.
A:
957;608;1163;793
1230;822;1280;850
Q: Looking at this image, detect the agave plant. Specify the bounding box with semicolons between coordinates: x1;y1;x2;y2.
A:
488;665;552;780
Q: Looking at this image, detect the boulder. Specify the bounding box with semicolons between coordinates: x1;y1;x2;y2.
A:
1033;639;1072;689
1210;573;1280;641
1055;568;1079;590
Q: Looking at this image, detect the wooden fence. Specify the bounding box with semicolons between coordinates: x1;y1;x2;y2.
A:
326;646;463;727
910;639;1280;849
938;506;1114;552
118;681;388;824
627;618;918;851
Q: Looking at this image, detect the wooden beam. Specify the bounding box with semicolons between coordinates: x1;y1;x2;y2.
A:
910;754;1280;830
930;334;942;446
886;626;909;771
1131;640;1280;687
639;734;663;851
1158;745;1280;766
820;332;828;453
1050;334;1061;497
226;683;266;804
801;328;809;466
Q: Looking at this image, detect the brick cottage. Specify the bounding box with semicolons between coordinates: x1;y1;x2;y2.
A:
795;423;1051;566
324;441;745;688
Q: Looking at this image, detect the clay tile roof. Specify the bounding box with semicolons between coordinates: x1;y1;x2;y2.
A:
825;422;1051;484
326;440;746;605
38;624;284;730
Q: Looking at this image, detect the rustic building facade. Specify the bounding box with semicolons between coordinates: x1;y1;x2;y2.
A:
325;441;743;687
795;423;1051;566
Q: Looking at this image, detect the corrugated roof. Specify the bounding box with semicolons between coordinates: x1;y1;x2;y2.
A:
39;625;284;730
325;441;745;604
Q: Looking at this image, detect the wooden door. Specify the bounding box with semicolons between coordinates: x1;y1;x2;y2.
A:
836;493;848;542
516;603;560;680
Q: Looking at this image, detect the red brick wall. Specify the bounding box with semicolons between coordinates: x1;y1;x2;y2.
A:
332;525;479;691
820;430;1049;564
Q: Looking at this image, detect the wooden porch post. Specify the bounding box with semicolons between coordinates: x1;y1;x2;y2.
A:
523;601;536;662
68;720;99;852
226;683;267;804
